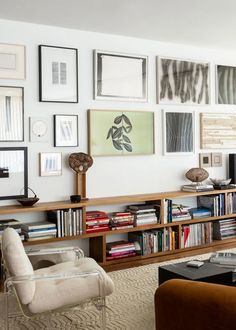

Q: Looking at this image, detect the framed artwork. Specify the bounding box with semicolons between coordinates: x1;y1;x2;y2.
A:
163;110;194;155
211;152;222;167
157;57;210;105
0;43;25;79
54;114;78;147
199;153;211;168
39;152;62;176
217;65;236;104
39;45;78;103
88;110;154;156
200;113;236;149
0;86;24;141
94;50;148;102
0;147;28;200
29;116;50;143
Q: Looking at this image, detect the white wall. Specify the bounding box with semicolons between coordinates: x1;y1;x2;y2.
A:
1;19;236;206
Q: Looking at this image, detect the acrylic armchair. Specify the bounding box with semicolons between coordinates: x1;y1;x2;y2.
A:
2;228;114;329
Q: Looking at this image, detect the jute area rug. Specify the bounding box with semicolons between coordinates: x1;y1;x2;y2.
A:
1;249;235;330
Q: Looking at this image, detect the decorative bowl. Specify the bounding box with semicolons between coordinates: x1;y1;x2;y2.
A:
17;197;39;207
210;178;232;186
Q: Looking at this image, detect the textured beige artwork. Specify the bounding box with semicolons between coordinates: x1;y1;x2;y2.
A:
200;113;236;149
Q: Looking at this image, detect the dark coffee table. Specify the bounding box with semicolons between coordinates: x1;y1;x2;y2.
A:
159;260;235;286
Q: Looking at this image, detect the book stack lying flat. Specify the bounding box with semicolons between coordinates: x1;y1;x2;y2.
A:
86;211;110;233
21;221;57;241
109;212;134;230
106;240;136;260
210;252;236;266
181;184;214;192
189;207;212;219
126;203;160;226
171;203;192;222
0;219;24;240
213;218;236;240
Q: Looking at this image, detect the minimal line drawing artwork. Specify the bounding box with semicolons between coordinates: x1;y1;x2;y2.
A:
217;65;236;104
164;111;194;154
157;57;210;105
39;152;62;176
54;114;78;147
0;44;25;79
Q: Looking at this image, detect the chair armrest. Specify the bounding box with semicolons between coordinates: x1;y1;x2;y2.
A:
155;279;236;330
26;246;84;259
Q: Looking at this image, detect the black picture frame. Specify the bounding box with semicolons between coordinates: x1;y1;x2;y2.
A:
39;45;79;103
54;114;79;147
0;86;24;142
0;147;28;200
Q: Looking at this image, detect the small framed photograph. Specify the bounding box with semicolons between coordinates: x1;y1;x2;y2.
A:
94;50;148;102
211;152;222;167
217;65;236;104
0;43;25;79
163;110;194;155
39;45;78;103
39;152;62;176
199;153;212;168
54;114;78;147
0;86;24;141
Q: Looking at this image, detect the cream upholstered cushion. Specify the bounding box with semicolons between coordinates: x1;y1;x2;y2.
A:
28;257;114;313
2;228;35;305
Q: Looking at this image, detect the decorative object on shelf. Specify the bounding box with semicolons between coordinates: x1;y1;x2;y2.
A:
39;152;62;176
0;147;28;200
29;116;50;143
88;110;154;156
0;86;24;142
70;195;81;203
94;50;148;102
217;65;236;104
210;178;232;186
17;187;39;207
39;45;78;103
163;110;194;155
157;56;210;105
200;113;236;149
211;153;223;167
199;153;211;168
69;152;93;200
185;168;209;184
0;43;25;79
54;114;78;147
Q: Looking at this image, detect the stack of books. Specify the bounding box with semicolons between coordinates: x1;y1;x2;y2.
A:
109;212;134;230
126;203;160;226
21;221;57;241
189;207;212;219
213;218;236;240
0;219;24;240
106;240;136;260
86;211;110;233
171;203;192;222
181;184;214;192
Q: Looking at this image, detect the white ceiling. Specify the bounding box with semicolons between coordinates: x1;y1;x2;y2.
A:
1;0;236;49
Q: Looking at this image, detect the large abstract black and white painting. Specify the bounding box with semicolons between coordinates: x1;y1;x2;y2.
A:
163;110;194;155
157;57;210;105
217;65;236;104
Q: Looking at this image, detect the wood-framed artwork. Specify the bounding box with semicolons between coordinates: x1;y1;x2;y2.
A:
88;109;154;156
39;152;62;176
94;50;148;102
39;45;78;103
0;86;24;141
200;113;236;149
54;114;78;147
157;56;210;105
0;147;28;200
216;65;236;104
163;110;195;155
211;152;222;167
0;43;25;79
199;153;212;168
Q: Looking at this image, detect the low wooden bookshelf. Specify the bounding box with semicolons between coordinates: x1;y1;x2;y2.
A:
1;188;236;272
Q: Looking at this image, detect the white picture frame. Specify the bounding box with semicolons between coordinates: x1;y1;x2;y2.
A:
29;116;50;143
39;152;62;176
94;50;148;102
54;114;78;147
0;43;25;79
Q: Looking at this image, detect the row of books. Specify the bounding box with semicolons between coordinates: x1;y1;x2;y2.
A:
181;222;213;248
227;192;236;214
213;218;236;240
106;240;136;260
197;194;225;216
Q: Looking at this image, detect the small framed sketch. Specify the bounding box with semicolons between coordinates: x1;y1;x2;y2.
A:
163;110;194;155
88;110;154;156
199;153;211;168
29;116;50;143
217;65;236;104
39;152;62;176
54;114;78;147
0;43;25;79
39;45;78;103
0;86;24;141
211;152;222;167
157;57;210;105
94;50;148;102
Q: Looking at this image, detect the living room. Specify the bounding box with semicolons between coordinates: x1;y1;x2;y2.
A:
1;0;236;329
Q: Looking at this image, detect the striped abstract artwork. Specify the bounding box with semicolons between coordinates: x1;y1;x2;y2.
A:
217;65;236;104
158;57;210;105
165;112;193;153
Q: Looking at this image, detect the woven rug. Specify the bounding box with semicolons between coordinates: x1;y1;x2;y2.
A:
1;249;235;330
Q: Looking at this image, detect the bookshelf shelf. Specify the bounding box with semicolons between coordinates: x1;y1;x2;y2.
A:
1;188;236;271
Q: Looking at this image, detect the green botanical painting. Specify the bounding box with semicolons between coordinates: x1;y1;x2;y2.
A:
88;110;154;156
